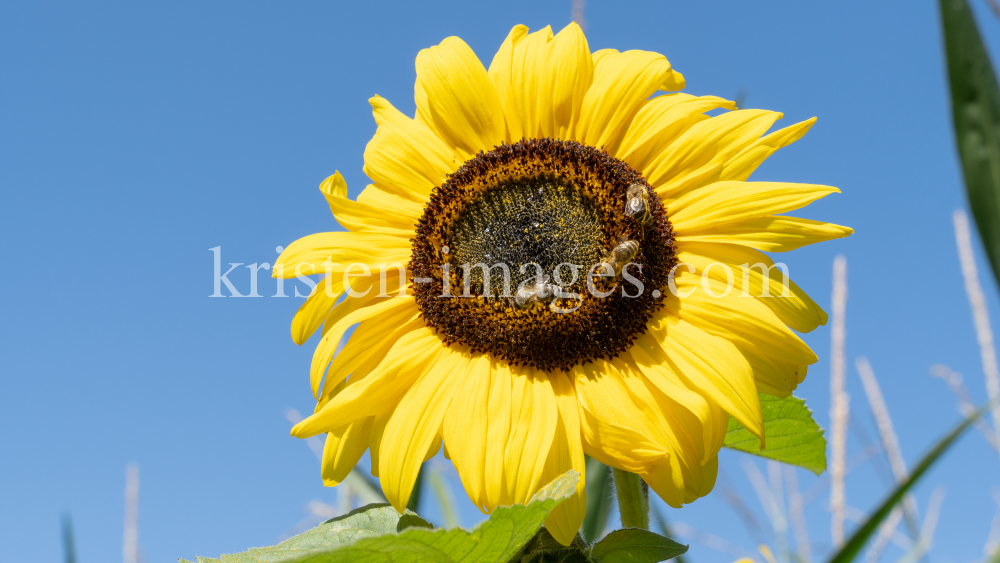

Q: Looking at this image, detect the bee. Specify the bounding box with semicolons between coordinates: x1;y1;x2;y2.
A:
513;274;559;310
597;236;640;278
625;183;652;226
512;274;582;313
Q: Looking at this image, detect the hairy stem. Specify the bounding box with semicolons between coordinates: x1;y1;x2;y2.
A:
612;468;649;530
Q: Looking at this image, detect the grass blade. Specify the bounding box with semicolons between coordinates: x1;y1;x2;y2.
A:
826;403;990;563
941;0;1000;287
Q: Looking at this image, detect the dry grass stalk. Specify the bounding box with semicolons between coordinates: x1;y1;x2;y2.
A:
784;465;812;563
767;461;790;561
896;487;946;563
572;0;586;31
953;210;1000;462
855;357;921;540
930;364;999;450
831;255;849;547
124;463;139;563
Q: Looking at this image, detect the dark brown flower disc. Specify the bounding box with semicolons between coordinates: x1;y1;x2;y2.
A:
409;138;677;371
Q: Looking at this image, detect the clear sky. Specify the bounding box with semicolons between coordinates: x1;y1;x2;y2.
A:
3;1;1000;562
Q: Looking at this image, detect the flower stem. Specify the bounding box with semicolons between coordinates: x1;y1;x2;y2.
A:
612;468;649;529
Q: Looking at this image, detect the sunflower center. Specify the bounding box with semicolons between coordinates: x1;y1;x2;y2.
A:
449;179;606;293
409;138;677;371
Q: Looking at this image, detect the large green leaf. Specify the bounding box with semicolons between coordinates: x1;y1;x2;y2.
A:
183;504;431;563
826;403;989;563
590;528;688;563
184;471;579;563
941;0;1000;286
723;394;826;474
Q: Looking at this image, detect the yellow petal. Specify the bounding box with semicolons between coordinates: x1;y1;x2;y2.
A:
320;172;416;235
509;26;554;140
273;232;410;279
668;277;818;366
483;358;514;511
290;274;346;346
646;109;782;200
321;417;374;487
676;216;853;252
310;297;415;395
645;313;764;444
669;181;840;231
574;360;669;471
368;409;393;478
574;49;675;151
488;25;530;142
503;23;594;140
660;70;685;92
618;344;725;465
617;94;737;173
504;369;559;503
442;353;493;508
542;371;586;546
676;241;828;332
719;117;816;182
357;184;426;220
641;453;719;508
364;96;458;204
415;36;506;160
379;346;466;511
291;326;444;437
320;314;424;399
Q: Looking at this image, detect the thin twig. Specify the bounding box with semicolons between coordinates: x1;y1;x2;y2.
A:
930;364;999;449
831;255;849;548
784;465;812;563
953;210;1000;464
855;357;921;540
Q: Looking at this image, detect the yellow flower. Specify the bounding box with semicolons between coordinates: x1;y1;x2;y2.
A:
277;22;851;545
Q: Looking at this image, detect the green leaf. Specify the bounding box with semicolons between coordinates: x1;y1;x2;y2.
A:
283;470;579;563
590;529;688;563
826;403;990;563
941;0;1000;287
649;506;688;563
580;457;613;543
723;394;826;474
187;471;580;563
193;504;425;563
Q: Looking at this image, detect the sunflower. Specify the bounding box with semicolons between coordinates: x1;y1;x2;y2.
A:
276;22;850;545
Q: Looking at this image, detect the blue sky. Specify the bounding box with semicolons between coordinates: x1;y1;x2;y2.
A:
3;1;1000;561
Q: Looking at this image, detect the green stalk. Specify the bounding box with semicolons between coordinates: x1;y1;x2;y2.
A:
612;468;649;530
